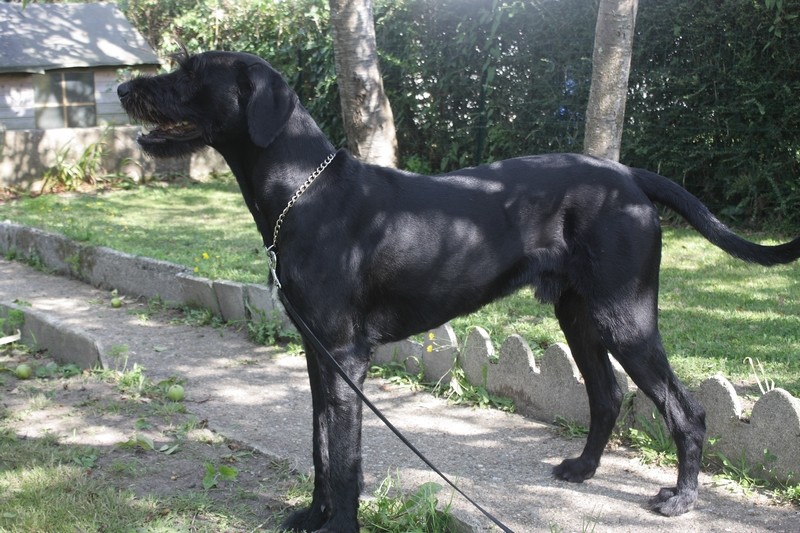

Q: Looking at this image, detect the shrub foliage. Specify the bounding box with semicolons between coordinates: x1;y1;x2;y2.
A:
120;0;800;228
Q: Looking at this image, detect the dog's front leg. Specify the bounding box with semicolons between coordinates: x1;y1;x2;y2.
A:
282;346;332;531
317;346;369;532
282;344;369;533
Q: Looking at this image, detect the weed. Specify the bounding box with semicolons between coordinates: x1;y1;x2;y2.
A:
203;461;239;490
369;360;515;412
613;391;637;440
549;506;602;533
27;393;53;411
703;443;799;502
95;353;154;399
39;430;60;447
31;361;81;379
369;359;425;390
64;252;82;277
0;427;16;443
359;475;457;533
246;306;300;346
281;471;314;507
41;138;106;192
194;430;224;445
107;343;131;372
94;400;126;416
177;306;225;328
0;462;145;530
582;506;602;532
284;341;305;355
433;365;515;412
744;357;776;395
24;251;47;272
72;449;99;469
711;451;769;494
174;415;203;437
153;400;187;416
627;411;677;467
135;417;152;430
117;433;179;456
0;309;25;335
552;415;589;439
773;481;800;505
109;458;140;477
118;433;158;452
136;295;168;321
0;347;305;532
117;363;149;397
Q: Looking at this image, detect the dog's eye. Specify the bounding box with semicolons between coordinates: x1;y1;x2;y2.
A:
171;73;198;103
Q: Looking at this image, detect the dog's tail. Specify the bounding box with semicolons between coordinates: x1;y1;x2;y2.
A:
631;168;800;266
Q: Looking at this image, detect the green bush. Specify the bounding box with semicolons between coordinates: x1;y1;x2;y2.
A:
624;0;800;229
120;0;800;229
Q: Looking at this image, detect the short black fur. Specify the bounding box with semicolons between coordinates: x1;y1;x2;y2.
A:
118;51;800;532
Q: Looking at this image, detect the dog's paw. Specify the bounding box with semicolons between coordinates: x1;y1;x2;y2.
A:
311;517;359;533
552;457;597;483
281;506;326;532
648;486;697;516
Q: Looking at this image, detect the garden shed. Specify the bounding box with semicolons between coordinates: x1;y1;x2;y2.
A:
0;2;224;189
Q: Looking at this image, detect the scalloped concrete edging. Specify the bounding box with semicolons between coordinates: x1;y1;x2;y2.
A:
2;220;798;482
374;325;800;483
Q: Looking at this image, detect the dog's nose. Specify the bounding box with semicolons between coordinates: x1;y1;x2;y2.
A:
117;82;131;101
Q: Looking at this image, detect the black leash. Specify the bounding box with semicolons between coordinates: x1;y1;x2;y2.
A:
264;153;513;531
278;289;516;533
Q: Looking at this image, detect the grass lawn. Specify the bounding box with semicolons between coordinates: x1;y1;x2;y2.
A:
1;178;798;395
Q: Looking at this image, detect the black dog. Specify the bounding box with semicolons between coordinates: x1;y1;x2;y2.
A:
118;51;800;531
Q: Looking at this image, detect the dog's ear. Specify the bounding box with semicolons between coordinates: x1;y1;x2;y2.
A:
240;62;297;148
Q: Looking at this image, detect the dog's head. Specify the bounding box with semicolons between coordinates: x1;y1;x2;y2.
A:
117;51;297;158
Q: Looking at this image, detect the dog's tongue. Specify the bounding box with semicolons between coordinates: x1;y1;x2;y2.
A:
138;130;167;143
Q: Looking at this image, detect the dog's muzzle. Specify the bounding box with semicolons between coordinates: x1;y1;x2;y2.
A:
117;81;204;146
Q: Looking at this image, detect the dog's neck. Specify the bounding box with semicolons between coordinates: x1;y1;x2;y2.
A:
213;104;339;246
269;105;338;181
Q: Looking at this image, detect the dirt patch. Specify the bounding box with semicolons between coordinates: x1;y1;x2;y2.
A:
0;345;310;532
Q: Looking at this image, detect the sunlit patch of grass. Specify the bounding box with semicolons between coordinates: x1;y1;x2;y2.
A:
0;178;265;283
451;287;565;354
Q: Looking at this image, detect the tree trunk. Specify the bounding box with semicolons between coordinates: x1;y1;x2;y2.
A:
583;0;638;161
328;0;398;167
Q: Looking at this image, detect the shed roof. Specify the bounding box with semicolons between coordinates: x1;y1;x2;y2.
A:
0;2;160;74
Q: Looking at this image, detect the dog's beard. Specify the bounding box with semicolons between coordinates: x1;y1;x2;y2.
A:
134;128;208;158
121;98;209;158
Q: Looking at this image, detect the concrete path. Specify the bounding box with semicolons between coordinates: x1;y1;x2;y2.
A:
1;257;797;532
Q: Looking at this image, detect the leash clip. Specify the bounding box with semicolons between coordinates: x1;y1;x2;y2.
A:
265;245;281;289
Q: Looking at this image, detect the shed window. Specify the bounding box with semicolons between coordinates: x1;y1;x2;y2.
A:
33;70;96;128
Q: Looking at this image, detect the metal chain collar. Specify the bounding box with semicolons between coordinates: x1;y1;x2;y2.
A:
266;152;336;288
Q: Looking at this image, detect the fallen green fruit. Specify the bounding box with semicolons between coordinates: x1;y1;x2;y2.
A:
111;298;123;308
14;363;33;379
166;384;185;402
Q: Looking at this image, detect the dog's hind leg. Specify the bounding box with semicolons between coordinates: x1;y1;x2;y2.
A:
590;298;706;516
552;289;623;482
282;342;369;533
